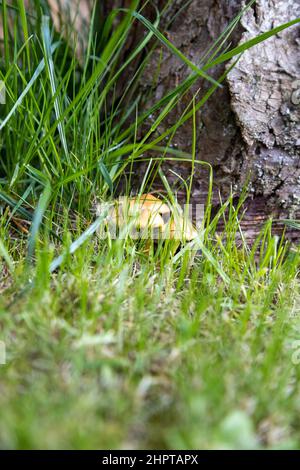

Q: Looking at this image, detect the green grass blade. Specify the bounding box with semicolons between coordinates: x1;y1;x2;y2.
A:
41;15;69;162
0;239;14;272
199;0;257;66
205;18;300;70
1;0;10;68
99;161;114;195
49;211;108;273
129;11;221;88
0;42;60;131
17;0;31;72
27;182;52;261
0;190;33;220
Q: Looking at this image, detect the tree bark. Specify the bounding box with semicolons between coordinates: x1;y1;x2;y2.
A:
227;0;300;212
47;1;300;241
131;0;300;241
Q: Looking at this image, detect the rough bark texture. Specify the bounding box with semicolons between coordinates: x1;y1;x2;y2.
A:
138;0;244;201
227;0;300;214
131;0;300;242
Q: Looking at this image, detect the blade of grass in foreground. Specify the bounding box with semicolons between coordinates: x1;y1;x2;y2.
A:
0;239;14;272
0;190;33;220
128;10;221;88
173;237;230;285
27;182;52;261
41;15;69;163
5;209;110;309
49;210;109;273
205;17;300;70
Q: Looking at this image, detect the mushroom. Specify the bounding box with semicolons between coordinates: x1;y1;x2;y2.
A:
99;193;198;244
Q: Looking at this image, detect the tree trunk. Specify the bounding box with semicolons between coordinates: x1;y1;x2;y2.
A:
48;1;300;241
132;0;300;241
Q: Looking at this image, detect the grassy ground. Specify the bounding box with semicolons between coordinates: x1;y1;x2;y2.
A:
1;0;300;449
1;221;300;449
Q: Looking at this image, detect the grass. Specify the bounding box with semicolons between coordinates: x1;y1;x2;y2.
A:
0;0;300;450
1;218;300;449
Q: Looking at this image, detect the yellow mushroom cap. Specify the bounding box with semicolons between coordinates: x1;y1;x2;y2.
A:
135;193;170;215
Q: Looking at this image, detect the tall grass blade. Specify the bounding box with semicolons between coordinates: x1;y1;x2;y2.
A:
0;43;60;131
205;18;300;70
27;182;51;261
41;16;69;162
129;11;221;88
17;0;31;72
49;211;108;273
0;239;14;272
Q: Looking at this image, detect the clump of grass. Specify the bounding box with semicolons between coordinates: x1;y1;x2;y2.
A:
0;0;300;450
1;0;298;215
